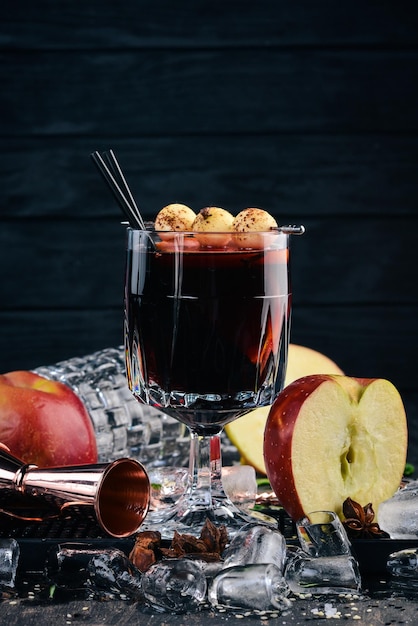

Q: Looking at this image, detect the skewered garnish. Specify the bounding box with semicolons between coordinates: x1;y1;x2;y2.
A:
192;206;234;246
233;207;278;232
153;203;281;249
232;207;278;248
155;203;197;233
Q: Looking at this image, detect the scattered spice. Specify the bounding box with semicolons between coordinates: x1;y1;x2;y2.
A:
200;517;228;554
129;518;228;571
342;497;389;539
129;530;161;572
168;531;209;557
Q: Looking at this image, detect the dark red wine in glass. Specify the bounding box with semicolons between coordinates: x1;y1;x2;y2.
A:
125;228;291;536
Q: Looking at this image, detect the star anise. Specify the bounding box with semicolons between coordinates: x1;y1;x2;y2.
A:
162;518;228;562
342;497;389;539
200;517;228;554
129;518;229;571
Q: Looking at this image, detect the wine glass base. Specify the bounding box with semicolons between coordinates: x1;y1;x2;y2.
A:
141;497;278;540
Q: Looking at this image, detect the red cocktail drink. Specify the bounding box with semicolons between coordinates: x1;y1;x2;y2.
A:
124;228;291;536
125;231;290;434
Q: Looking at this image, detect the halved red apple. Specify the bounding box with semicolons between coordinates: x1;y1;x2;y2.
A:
263;375;408;521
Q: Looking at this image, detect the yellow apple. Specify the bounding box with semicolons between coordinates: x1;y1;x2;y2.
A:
285;344;345;386
264;375;408;521
225;344;344;474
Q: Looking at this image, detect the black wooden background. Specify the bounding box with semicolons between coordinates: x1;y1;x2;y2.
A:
1;2;417;465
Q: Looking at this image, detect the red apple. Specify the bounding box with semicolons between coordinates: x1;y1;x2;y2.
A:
264;374;408;521
0;370;98;467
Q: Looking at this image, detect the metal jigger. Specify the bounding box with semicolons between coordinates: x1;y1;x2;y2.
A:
0;446;150;538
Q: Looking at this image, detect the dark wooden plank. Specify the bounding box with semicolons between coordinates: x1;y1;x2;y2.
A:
291;305;417;392
0;220;126;310
1;135;418;219
2;1;418;49
2;49;418;135
0;218;415;310
290;216;418;307
0;310;122;372
404;390;418;469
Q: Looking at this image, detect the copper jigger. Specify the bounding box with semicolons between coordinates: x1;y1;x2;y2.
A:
0;447;150;538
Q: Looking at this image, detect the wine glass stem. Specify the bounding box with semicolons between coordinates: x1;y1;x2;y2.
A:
187;431;225;508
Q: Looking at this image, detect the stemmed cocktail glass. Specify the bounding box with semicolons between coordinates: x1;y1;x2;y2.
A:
124;227;292;537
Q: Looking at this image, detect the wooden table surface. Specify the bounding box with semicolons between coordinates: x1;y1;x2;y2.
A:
2;528;418;626
1;590;417;626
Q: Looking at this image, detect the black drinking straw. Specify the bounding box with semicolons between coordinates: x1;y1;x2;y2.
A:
90;150;146;229
104;150;146;229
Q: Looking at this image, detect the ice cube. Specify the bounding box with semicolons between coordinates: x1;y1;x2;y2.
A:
141;559;207;613
284;550;361;595
0;539;19;591
296;510;352;557
387;547;418;579
46;544;142;600
193;559;224;580
208;563;291;612
148;467;188;510
378;482;418;539
222;465;257;509
88;549;143;599
222;523;287;570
